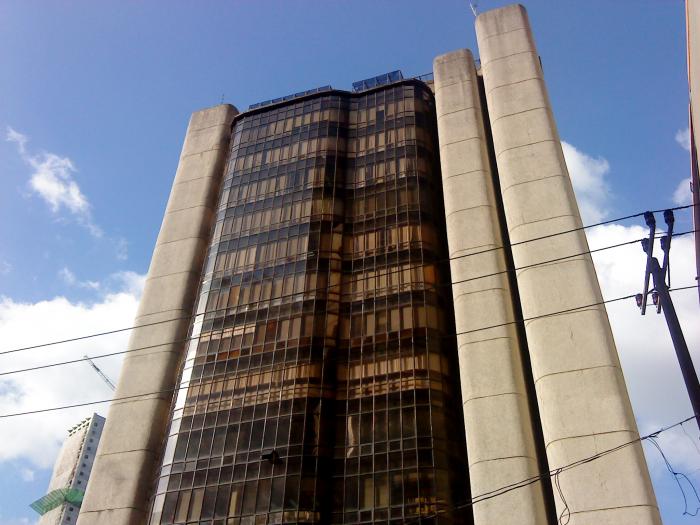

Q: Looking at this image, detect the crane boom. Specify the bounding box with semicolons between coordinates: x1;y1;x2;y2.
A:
83;355;116;391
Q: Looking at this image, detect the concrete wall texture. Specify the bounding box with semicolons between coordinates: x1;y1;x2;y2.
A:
77;105;238;525
433;48;548;525
78;4;659;525
443;4;657;524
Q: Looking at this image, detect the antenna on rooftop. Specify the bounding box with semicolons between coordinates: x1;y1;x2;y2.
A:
469;2;478;17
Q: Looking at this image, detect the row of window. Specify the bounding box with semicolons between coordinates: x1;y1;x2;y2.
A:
208;234;311;275
177;352;450;413
198;260;437;318
232;113;429;157
199;249;434;298
220;168;330;208
234;85;429;129
214;202;325;243
191;297;444;358
230;137;433;176
218;182;431;230
154;460;449;521
167;404;450;470
206;223;438;278
234;99;429;145
223;155;334;187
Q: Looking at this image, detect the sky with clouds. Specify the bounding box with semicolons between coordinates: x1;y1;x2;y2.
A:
0;1;698;523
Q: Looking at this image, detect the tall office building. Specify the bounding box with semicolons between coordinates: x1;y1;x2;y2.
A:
78;5;660;525
31;413;105;524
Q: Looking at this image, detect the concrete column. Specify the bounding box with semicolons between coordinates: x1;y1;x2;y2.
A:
77;104;238;525
475;5;660;524
433;49;547;525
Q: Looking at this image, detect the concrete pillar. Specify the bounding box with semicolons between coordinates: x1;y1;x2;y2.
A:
433;49;548;525
475;5;660;524
77;104;238;525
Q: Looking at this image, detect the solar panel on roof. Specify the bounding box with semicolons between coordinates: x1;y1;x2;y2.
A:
352;70;404;92
248;85;333;110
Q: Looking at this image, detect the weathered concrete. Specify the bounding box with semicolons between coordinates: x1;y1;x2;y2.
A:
433;48;548;525
687;0;700;303
77;104;237;525
475;5;660;524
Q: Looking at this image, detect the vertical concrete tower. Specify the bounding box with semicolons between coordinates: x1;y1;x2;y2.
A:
474;4;660;524
433;49;548;525
78;105;238;525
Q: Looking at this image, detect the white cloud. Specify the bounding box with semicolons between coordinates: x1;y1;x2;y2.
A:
110;270;146;297
28;154;87;214
6;127;28;155
562;140;611;224
0;260;11;276
19;467;35;482
58;267;76;286
6;127;102;238
675;127;691;152
59;267;101;291
672;177;692;206
82;280;101;291
0;273;144;469
115;237;128;261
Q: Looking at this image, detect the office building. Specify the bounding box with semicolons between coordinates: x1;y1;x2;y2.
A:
31;413;105;524
78;5;660;525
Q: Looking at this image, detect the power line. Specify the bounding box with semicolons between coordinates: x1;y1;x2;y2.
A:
401;415;699;523
0;226;695;378
0;227;692;378
0;313;192;357
452;284;697;339
449;229;695;290
0;203;695;359
0;285;696;413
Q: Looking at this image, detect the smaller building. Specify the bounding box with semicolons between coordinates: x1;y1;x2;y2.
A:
31;413;105;524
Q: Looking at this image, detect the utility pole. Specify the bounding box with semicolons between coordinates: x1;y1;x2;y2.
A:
637;210;700;432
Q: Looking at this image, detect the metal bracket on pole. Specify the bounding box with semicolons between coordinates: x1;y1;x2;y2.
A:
638;210;700;432
640;211;656;315
657;210;675;313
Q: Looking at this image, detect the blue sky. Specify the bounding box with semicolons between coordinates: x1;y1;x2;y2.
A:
0;1;698;524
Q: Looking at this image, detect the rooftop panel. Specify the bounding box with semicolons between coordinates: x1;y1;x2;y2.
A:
352;70;403;92
248;85;333;110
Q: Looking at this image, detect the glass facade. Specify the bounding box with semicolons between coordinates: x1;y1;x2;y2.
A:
148;80;470;525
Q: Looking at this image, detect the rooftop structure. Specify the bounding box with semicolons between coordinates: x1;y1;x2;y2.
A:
32;413;105;524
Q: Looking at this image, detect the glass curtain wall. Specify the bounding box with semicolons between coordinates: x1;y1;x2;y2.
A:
148;81;469;525
332;83;467;525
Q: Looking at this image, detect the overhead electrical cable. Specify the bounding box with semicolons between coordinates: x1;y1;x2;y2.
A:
399;415;699;523
0;284;696;405
0;227;693;377
0;203;695;359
